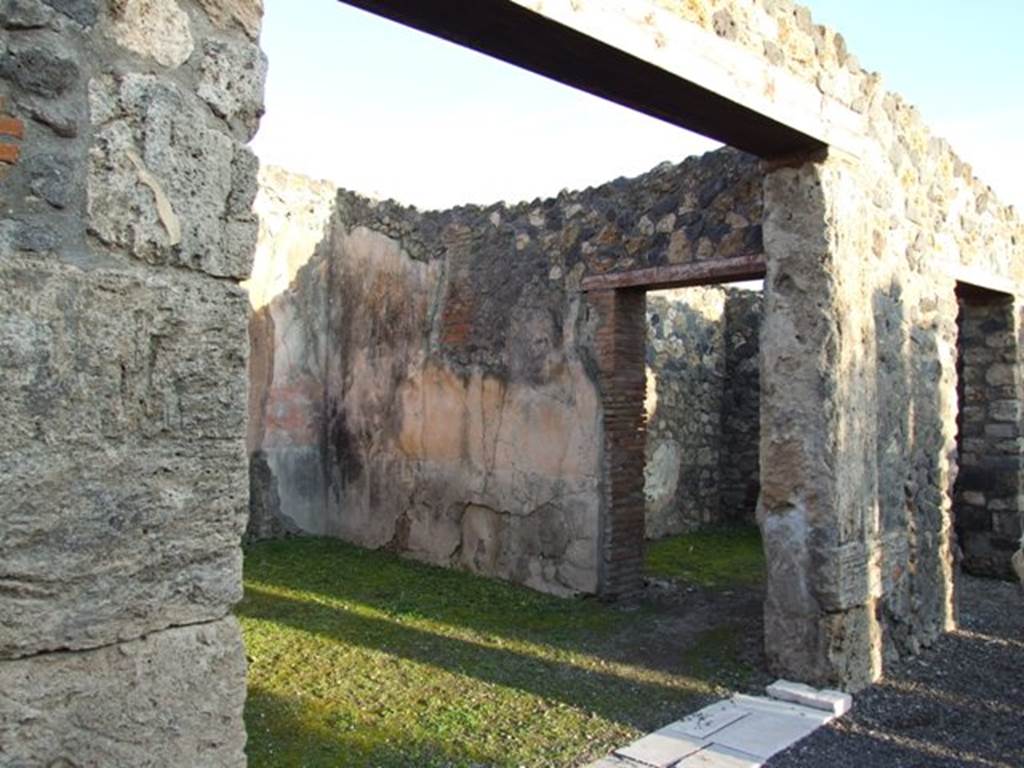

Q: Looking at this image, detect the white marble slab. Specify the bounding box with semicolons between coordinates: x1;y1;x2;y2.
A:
667;700;750;740
709;709;822;760
732;694;834;725
675;744;763;768
766;679;852;716
586;757;648;768
594;683;851;768
614;727;708;767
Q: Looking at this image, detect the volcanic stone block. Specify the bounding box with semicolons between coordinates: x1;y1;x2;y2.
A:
87;73;257;278
0;259;248;658
0;617;247;767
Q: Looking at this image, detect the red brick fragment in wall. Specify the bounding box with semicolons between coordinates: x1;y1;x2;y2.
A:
589;288;648;599
0;101;24;165
0;117;24;139
440;288;474;349
0;143;20;164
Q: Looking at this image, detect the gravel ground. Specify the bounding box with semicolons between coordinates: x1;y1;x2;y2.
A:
768;574;1024;768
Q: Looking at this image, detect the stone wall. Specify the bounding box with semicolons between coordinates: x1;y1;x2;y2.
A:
249;151;765;597
644;286;761;538
954;288;1023;578
0;0;262;762
622;0;1024;688
720;287;762;521
645;287;726;538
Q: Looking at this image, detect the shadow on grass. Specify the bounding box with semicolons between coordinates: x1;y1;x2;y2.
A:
239;583;707;730
246;686;497;768
242;538;623;653
240;537;768;767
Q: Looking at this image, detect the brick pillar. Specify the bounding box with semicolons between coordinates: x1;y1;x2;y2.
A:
589;288;647;598
955;287;1024;578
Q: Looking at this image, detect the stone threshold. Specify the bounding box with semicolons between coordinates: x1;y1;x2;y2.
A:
585;680;852;768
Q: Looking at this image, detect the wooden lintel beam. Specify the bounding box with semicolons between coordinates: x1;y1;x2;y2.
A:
336;0;827;158
581;254;766;292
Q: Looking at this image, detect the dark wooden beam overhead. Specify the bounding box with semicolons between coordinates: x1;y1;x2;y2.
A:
336;0;828;159
581;255;767;292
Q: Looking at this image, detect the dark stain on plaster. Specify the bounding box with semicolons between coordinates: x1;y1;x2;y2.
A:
324;397;362;489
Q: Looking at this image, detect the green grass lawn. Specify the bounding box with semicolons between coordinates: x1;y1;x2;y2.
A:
645;524;766;589
239;527;764;767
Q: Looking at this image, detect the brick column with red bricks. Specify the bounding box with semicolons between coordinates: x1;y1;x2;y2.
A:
589;287;648;599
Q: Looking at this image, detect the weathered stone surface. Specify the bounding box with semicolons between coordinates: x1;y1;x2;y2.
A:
24;151;73;207
39;0;95;25
644;286;727;537
954;290;1023;579
110;0;194;68
249;169;609;595
0;258;248;658
196;0;263;39
759;160;850;687
0;0;256;756
196;36;267;141
88;73;255;278
0;0;53;28
719;287;762;519
0;40;79;97
0;617;247;767
643;284;760;538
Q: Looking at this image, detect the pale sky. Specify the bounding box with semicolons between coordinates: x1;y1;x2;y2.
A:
251;0;1024;211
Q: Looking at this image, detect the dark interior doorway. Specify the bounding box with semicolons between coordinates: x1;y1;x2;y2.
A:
954;283;1023;579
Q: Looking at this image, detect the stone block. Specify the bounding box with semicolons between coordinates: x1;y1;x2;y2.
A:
40;0;96;26
0;260;247;658
992;511;1023;541
984;423;1018;440
669;700;749;739
988;496;1024;512
615;726;708;767
197;37;267;142
0;259;248;451
711;708;820;761
110;0;194;68
985;364;1016;388
959;462;1021;496
955;503;992;532
0;617;246;767
87;73;256;278
765;679;852;716
674;745;761;768
1;442;246;658
0;38;79;98
960;491;986;507
196;0;263;39
0;0;52;29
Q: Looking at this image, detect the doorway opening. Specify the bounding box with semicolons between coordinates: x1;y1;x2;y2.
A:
644;282;762;539
954;283;1023;579
643;279;764;595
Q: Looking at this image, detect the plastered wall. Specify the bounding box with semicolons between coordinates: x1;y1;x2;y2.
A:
248;151;765;596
